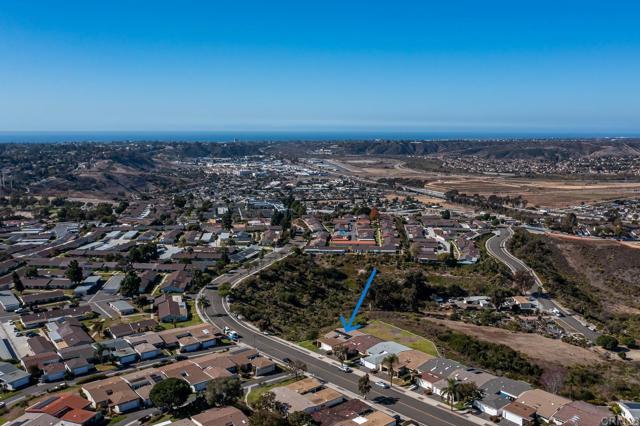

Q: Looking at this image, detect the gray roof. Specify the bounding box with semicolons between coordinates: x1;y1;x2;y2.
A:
417;357;466;376
5;413;61;426
103;274;125;291
367;341;411;356
482;377;532;399
0;361;30;384
110;300;135;311
478;394;512;410
0;291;20;308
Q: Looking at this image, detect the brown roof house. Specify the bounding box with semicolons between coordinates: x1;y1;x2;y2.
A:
81;376;141;413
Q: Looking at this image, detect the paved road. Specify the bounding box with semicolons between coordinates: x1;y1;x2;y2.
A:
197;250;481;426
486;228;600;342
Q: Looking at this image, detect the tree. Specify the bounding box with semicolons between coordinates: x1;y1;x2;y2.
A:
90;320;105;338
198;295;210;309
334;345;349;367
358;374;372;399
287;360;308;379
24;266;38;278
287;412;318;426
93;342;107;364
512;270;534;296
441;378;460;411
65;260;83;284
254;392;288;416
596;335;619;351
149;378;191;411
12;272;24;293
222;209;233;230
440;209;451;220
120;271;141;298
249;410;288;426
382;354;399;388
456;382;484;407
205;377;243;407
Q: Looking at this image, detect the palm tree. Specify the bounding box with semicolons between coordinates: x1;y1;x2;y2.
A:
90;319;104;337
334;345;349;367
382;354;399;388
358;374;372;399
93;342;106;364
441;378;460;411
197;295;209;309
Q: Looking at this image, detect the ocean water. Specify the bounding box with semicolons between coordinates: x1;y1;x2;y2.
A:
0;130;636;143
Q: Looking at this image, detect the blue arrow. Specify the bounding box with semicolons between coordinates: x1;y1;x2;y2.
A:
340;268;377;333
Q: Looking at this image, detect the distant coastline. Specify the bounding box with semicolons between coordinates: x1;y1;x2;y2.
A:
0;130;638;143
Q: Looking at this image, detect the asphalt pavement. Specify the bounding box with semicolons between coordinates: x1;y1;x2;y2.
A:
485;228;600;342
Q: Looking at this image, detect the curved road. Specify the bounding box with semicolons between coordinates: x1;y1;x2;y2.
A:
197;248;481;426
486;228;600;342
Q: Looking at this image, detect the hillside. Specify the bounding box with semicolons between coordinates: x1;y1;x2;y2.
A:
509;229;640;339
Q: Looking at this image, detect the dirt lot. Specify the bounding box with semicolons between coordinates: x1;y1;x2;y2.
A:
331;157;640;208
428;318;602;366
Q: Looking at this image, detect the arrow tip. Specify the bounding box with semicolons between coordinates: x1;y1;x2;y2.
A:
340;315;361;333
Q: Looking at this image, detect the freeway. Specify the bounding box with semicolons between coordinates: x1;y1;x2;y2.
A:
486;228;600;342
197;250;482;426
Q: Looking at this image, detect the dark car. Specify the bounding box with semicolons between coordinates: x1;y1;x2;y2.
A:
282;357;292;364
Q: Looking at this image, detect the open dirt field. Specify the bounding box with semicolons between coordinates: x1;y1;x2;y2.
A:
331;157;640;208
428;318;602;366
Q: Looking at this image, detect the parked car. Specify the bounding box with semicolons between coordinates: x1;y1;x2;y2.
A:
338;365;352;373
282;357;292;364
375;381;390;389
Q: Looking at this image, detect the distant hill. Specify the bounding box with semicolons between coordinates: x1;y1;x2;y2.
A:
297;139;640;160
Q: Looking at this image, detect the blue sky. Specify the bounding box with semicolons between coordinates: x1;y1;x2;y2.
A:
1;1;639;134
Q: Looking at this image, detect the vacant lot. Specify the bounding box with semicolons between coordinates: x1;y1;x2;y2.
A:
362;320;438;356
429;318;601;366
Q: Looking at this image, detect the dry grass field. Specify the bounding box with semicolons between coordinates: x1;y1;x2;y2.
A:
428;318;602;366
331;156;640;208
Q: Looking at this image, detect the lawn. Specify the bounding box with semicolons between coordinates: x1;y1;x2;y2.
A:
297;340;319;352
0;390;17;401
246;377;300;407
362;320;439;356
107;414;126;425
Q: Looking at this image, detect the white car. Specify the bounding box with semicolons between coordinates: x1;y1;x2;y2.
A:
375;381;390;389
338;365;352;373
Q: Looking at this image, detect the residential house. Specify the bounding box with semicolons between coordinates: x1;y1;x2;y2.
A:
42;363;66;382
512;389;571;423
0;291;20;311
82;377;141;413
0;361;31;390
191;406;249;426
550;401;612;426
155;294;189;323
503;401;537;426
159;360;216;392
416;358;465;392
475;377;532;417
134;343;160;361
65;358;93;376
360;341;411;371
21;290;66;306
160;270;192;293
109;300;136;316
26;392;97;426
108;319;157;338
46;317;93;349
